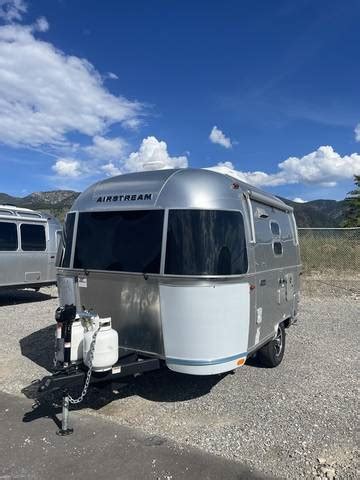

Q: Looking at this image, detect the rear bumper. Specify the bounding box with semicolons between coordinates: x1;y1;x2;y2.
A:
166;352;247;375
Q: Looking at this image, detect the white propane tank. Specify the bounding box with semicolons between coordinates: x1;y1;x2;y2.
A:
83;317;118;372
70;319;84;363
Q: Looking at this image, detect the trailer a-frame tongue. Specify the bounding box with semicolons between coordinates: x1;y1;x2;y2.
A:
28;304;161;435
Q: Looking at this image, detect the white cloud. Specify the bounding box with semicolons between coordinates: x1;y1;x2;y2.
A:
52;158;83;177
107;72;118;80
0;0;26;22
34;16;49;32
122;118;141;130
209;126;232;149
355;124;360;142
207;146;360;188
276;146;360;186
54;136;188;179
123;136;188;173
293;197;306;203
84;135;127;160
0;23;142;148
207;161;282;187
101;162;121;177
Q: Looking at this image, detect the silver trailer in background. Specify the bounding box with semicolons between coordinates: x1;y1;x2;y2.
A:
56;169;301;375
0;205;62;290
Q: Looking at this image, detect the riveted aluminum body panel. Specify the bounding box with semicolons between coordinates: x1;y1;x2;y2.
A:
57;168;301;367
0;207;62;289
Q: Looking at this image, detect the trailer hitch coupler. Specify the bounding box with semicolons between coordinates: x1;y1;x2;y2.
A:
55;304;77;324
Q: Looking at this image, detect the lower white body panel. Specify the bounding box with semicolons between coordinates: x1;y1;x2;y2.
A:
160;282;250;375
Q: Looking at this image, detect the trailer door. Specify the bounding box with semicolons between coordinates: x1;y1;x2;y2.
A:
0;220;19;286
252;203;296;344
19;222;48;284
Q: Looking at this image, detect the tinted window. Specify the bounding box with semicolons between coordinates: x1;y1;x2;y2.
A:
74;210;164;273
21;224;46;251
61;213;75;267
165;210;248;275
273;241;283;255
270;221;280;236
0;222;18;251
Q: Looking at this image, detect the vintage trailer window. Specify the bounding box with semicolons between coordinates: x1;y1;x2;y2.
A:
0;221;18;251
270;220;280;237
61;213;75;267
20;224;46;251
273;241;283;255
74;210;164;273
165;210;248;275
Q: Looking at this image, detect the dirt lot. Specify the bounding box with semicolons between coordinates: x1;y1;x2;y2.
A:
0;283;358;479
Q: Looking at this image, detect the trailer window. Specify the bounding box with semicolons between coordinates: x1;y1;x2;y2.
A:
61;213;75;267
0;221;18;251
270;221;280;237
165;210;248;275
74;210;164;273
20;224;46;251
273;241;283;255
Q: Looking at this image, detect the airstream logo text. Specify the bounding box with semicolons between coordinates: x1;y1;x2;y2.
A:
96;193;153;203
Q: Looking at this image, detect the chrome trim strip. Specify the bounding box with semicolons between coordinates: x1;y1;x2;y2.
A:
69;212;78;269
166;352;247;366
245;194;256;243
160;209;169;275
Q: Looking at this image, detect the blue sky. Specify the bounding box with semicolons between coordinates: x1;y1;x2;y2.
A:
0;0;359;202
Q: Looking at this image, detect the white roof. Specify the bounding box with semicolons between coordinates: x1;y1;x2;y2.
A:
0;205;46;221
0;205;36;213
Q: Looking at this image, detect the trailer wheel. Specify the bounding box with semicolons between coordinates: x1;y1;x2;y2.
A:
257;324;285;368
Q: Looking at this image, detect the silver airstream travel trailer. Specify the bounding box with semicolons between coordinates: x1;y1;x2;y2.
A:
55;169;301;377
0;205;62;290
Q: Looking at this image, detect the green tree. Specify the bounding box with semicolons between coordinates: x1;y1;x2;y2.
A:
343;175;360;227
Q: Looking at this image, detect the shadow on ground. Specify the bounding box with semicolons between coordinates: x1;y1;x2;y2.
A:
20;324;227;427
20;324;55;371
21;369;228;434
0;288;57;307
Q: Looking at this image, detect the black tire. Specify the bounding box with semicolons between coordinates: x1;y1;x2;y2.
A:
257;324;286;368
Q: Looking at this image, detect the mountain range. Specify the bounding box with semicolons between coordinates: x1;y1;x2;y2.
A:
0;190;348;228
0;190;79;223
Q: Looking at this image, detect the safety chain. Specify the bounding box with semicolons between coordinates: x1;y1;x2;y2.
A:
68;326;101;404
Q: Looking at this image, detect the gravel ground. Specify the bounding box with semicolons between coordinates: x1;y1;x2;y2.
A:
0;284;358;479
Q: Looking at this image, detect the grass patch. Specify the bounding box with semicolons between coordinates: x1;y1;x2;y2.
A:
299;230;360;274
